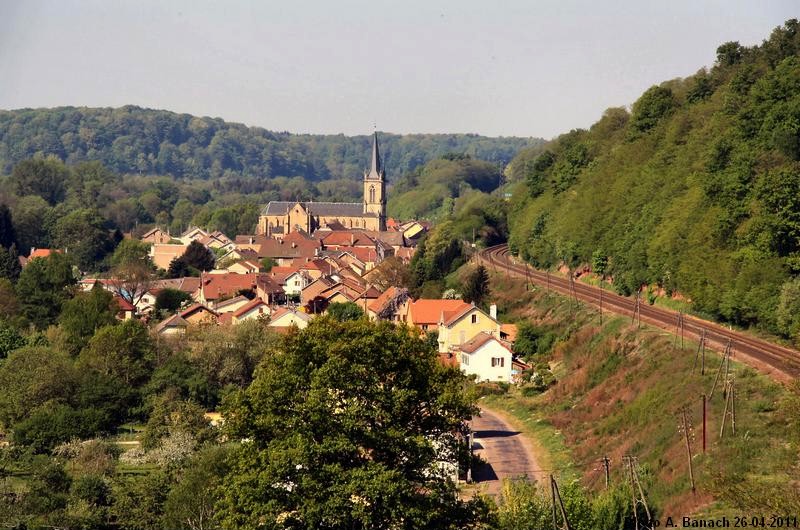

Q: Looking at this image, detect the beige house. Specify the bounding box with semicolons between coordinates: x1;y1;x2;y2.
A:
457;332;513;382
150;244;188;270
269;307;312;330
232;298;270;324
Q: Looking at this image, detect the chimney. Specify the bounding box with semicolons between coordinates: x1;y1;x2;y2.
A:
490;304;497;320
351;233;354;246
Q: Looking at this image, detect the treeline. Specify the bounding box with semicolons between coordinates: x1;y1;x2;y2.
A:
0;106;541;181
508;19;800;342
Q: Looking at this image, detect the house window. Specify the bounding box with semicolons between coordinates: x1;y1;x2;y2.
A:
422;324;428;331
471;314;478;324
491;357;505;368
461;354;469;366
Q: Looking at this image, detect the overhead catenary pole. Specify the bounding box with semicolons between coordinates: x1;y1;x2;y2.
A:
602;456;610;489
680;407;696;493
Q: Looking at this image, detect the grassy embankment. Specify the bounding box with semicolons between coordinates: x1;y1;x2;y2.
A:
484;269;798;518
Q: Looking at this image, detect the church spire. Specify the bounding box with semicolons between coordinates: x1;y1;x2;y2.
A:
367;131;382;179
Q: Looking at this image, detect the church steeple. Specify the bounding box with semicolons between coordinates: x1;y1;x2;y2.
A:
363;131;386;230
366;131;383;180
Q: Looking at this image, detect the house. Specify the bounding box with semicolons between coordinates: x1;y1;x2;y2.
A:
367;286;409;322
283;271;312;298
255;275;285;305
179;226;210;245
150;244;189;270
226;259;261;274
179;303;219;325
155;314;190;336
114;296;136;320
213;295;253;315
301;277;336;306
196;272;259;308
255;238;322;266
436;304;500;353
219;247;260;264
232;298;271;324
141;228;172;244
457;332;513;382
268;307;312;331
403;299;473;333
25;248;59;264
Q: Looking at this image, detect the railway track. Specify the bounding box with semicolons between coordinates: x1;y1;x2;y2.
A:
477;244;800;381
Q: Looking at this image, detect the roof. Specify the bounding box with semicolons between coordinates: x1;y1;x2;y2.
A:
257;238;321;259
368;286;408;315
151;277;202;294
361;231;406;247
441;303;478;327
321;231;375;247
500;323;518;342
200;273;258;301
458;332;511;354
141;227;167;238
155;313;189;333
28;248;55;260
114;296;136;312
180;303;218;319
261;201;374;218
366;131;384;181
408;299;472;325
233;298;269;318
269;307;312;323
214;294;250;311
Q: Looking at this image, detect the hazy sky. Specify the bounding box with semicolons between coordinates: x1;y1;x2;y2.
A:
0;1;796;138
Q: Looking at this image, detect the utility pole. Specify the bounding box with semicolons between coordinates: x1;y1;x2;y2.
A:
692;329;706;374
709;339;732;399
602;456;610;489
550;475;572;530
720;376;736;438
679;406;696;493
623;456;652;529
546;270;551;292
702;394;707;453
631;289;641;328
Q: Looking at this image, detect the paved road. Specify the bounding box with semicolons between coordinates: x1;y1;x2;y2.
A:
469;407;545;496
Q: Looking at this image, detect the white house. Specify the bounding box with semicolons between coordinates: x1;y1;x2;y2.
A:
232;298;271;324
283;271;311;297
268;307;312;330
457;332;513;382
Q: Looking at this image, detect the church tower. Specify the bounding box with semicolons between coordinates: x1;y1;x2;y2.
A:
363;131;387;230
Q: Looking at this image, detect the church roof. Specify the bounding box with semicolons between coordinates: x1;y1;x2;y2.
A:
261;201;375;218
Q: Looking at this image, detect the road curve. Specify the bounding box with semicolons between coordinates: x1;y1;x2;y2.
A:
477;244;800;381
469;407;547;496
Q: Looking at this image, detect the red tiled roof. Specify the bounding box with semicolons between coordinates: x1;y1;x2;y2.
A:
408;299;472;326
257;239;321;259
457;332;506;354
368;286;399;314
322;231;375;247
29;248;57;260
233;298;269;318
180;303;218;319
114;296;136;312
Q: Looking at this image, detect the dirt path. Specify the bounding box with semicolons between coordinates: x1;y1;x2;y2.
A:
468;406;548;496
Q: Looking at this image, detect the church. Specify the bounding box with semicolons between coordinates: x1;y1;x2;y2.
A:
257;132;387;236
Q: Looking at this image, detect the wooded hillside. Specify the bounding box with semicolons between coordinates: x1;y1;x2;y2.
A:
508;20;800;340
0;106;541;181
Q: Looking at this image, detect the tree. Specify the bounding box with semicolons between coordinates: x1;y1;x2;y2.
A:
58;284;117;354
260;257;276;272
111;238;152;268
51;208;116;271
629;85;675;135
0;279;19;320
15;252;76;329
716;41;743;66
78;320;155;388
10;157;69;205
217;318;486;530
155;288;192;313
326;301;365;321
462;265;490;306
0;244;21;281
109;260;156;307
168;256;193;278
181;241;215;272
0;203;17;249
369;256;411;290
163;445;231;530
0;319;25;359
512;322;540;360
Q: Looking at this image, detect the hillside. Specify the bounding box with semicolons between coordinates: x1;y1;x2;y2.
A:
484;269;800;518
0;106;542;181
507;20;800;343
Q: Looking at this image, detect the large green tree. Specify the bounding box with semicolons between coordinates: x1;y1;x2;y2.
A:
51;208;116;271
0;203;17;249
58;284;117;355
10;157;69;205
218;317;486;530
15;252;76;329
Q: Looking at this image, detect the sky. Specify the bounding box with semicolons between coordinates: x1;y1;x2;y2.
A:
0;1;797;139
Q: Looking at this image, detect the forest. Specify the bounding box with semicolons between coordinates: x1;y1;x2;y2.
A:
507;19;800;343
0;106;541;182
